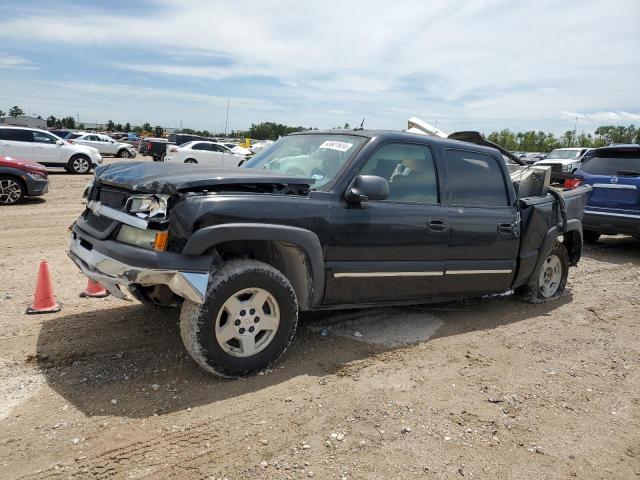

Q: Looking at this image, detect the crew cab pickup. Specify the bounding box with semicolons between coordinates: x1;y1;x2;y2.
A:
68;130;591;377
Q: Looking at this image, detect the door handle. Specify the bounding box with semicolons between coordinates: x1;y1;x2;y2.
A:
497;222;519;237
427;219;448;232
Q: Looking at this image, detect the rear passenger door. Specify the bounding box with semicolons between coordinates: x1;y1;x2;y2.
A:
443;149;519;295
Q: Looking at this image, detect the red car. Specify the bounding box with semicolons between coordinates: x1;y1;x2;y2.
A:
0;156;49;205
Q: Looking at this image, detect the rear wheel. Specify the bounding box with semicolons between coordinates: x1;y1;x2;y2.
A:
516;243;569;303
583;230;601;244
184;158;197;164
68;155;91;174
180;259;298;378
0;175;25;205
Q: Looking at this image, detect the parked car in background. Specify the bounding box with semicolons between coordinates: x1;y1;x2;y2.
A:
142;138;174;161
164;141;245;166
0;155;48;205
67;132;137;158
535;147;592;181
0;126;102;174
220;143;253;156
49;130;71;139
168;133;205;145
568;145;640;243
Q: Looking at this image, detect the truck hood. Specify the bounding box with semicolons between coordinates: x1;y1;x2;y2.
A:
535;159;577;165
95;161;313;194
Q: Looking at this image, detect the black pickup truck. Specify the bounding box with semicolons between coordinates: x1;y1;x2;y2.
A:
69;130;591;377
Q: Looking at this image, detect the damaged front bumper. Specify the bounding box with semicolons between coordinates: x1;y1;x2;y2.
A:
68;224;210;304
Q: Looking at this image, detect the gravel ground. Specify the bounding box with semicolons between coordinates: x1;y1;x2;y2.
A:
0;157;638;479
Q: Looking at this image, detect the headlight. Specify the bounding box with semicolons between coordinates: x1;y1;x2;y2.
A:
28;172;47;180
82;178;95;201
128;194;170;219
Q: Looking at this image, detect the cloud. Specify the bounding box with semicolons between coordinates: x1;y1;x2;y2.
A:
561;111;640;125
0;0;638;132
0;54;37;70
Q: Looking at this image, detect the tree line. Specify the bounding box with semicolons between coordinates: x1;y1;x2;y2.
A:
486;126;639;152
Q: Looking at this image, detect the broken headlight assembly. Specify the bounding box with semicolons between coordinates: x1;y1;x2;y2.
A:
128;194;170;219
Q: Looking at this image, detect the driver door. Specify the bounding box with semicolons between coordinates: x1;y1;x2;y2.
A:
324;142;448;304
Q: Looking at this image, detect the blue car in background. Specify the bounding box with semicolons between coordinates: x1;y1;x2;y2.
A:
572;145;640;243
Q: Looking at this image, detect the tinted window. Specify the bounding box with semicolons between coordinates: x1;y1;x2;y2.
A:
67;133;82;140
0;128;33;142
359;143;438;203
446;149;509;206
192;143;211;151
581;149;640;176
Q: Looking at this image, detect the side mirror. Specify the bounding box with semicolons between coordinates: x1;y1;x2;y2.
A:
56;140;63;146
345;175;389;203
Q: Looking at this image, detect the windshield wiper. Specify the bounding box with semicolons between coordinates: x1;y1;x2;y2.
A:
616;170;640;177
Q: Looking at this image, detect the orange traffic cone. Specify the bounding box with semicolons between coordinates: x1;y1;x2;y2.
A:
26;260;62;314
80;279;109;298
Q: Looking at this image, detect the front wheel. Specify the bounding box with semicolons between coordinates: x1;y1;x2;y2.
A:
68;155;91;174
516;243;569;303
118;149;132;158
184;158;197;164
180;259;298;378
0;175;25;205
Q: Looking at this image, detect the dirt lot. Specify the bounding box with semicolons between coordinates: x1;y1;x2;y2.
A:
1;158;639;479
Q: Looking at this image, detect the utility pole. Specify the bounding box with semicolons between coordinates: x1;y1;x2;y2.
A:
225;100;230;136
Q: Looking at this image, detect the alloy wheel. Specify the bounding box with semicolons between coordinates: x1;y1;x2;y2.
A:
214;287;280;357
0;178;22;204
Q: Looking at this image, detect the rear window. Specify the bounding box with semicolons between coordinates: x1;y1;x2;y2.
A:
67;133;82;140
581;149;640;176
445;149;509;206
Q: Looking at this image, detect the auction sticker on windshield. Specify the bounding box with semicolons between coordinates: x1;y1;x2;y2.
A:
319;140;353;152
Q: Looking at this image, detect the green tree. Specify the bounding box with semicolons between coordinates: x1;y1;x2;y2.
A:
115;123;123;132
344;122;351;129
249;122;306;140
47;115;57;128
106;120;115;131
0;110;5;117
61;116;76;129
124;122;131;132
9;106;24;117
142;122;152;132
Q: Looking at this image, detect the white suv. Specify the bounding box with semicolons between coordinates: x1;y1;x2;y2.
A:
67;132;136;158
0;127;102;174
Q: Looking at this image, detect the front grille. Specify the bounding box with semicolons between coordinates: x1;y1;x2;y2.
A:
548;163;563;173
85;211;113;232
99;189;129;209
83;188;130;233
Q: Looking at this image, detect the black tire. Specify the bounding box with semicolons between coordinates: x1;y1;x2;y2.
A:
180;259;298;378
118;149;131;158
68;155;92;174
184;158;197;164
516;242;569;304
160;153;166;162
583;230;601;244
0;175;26;205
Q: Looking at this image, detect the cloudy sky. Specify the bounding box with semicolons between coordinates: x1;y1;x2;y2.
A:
0;0;638;134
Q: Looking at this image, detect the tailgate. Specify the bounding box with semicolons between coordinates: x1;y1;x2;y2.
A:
588;176;638;207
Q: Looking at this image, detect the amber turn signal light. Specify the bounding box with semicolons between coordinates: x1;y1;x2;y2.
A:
153;231;169;251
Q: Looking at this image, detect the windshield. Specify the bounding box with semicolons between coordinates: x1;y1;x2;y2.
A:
243;134;368;189
546;149;580;160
